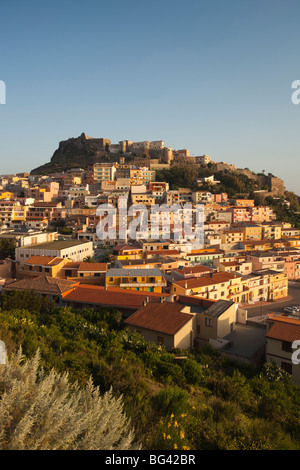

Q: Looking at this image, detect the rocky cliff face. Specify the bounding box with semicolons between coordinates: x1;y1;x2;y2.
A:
30;133;112;175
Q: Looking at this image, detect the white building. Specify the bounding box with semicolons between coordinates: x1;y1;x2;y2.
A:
16;240;94;266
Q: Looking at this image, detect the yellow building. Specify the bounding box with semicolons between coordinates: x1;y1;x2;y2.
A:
106;268;167;293
260;224;282;240
20;256;72;279
130;168;155;185
244;270;288;303
240;224;263;240
171;272;249;304
0;192;14;200
220;229;244;244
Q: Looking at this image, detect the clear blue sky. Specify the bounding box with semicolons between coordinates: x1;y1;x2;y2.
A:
1;0;300;193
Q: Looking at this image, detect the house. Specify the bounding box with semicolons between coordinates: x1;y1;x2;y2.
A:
265;314;300;386
105;268;167;293
60;261;107;285
2;276;79;304
19;255;71;279
124;297;236;351
61;284;167;315
124;301;195;350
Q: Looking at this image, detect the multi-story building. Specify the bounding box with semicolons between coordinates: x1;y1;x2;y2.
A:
105;268;167;293
192;191;212;204
16;240;94;266
25;182;59;202
170;271;248;303
19;255;71;279
194;155;211;165
246;251;285;272
25;202;66;229
251;206;276;223
86;163;116;184
228;207;252;223
129;167;155;185
242;269;288;303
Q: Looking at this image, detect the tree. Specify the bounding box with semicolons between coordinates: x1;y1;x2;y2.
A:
0;238;15;260
0;349;138;450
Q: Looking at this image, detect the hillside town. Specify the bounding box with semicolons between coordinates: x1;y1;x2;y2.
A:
0;136;300;386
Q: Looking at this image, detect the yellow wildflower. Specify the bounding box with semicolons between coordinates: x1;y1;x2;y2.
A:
167;435;171;440
174;421;178;428
174;444;178;449
180;431;185;439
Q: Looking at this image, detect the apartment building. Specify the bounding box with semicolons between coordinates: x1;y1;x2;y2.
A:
220;229;244;245
251;206;276;223
16;240;94;266
214;256;252;275
106;268;167;293
242;270;288;303
192;191;212;204
194;155;211;165
25;202;66;229
86;163;116;184
130;167;155;185
246;251;285;272
228;207;252;223
25;182;59;202
170;272;247;303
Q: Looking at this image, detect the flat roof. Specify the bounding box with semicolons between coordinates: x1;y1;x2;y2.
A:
17;240;92;251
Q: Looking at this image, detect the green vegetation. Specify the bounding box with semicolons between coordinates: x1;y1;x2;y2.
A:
0;290;299;450
265;193;300;229
0;350;136;450
156;166;264;197
0;238;16;260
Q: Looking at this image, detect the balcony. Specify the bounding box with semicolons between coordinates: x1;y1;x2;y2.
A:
120;281;167;288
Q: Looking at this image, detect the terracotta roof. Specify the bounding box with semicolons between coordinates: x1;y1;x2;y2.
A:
174;265;213;275
62;262;81;269
266;315;300;343
172;272;238;289
188;250;224;256
124;302;193;335
145;250;180;256
25;256;66;267
219;261;240;267
78;262;107;273
62;285;164;310
3;276;78;295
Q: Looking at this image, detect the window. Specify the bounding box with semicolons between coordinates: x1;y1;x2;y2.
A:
157;336;164;345
281;361;292;375
282;341;292;353
205;318;212;327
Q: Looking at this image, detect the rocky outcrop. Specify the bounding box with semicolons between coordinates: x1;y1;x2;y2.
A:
31;133;112;175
